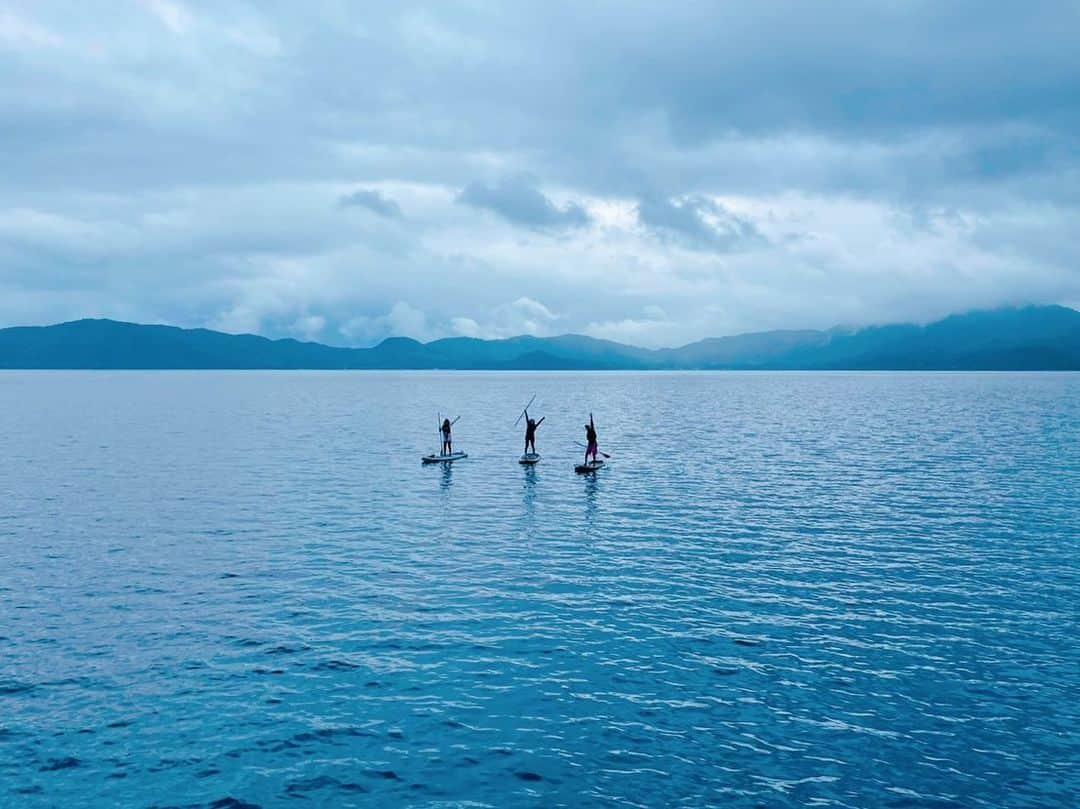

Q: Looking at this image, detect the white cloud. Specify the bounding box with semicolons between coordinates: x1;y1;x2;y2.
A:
141;0;193;35
0;10;62;48
291;314;326;340
455;297;562;339
643;305;667;320
450;317;481;337
505;296;556;323
0;2;1077;342
340;302;431;344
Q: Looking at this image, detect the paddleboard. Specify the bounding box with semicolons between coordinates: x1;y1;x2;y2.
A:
575;459;605;474
422;451;468;464
519;453;541;465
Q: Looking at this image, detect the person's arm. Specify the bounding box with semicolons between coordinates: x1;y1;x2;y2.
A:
590;413;594;429
536;417;545;428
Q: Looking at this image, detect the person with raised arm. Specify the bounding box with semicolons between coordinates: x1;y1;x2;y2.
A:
583;413;599;465
523;410;545;455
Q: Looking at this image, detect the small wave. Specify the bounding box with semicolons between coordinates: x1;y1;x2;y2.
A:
284;775;368;796
39;756;80;772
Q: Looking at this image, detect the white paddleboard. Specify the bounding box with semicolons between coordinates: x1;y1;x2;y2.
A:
575;459;605;474
519;453;541;465
422;451;468;464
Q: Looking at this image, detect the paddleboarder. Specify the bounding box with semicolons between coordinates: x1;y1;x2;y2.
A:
523;410;545;455
584;413;599;465
441;417;453;456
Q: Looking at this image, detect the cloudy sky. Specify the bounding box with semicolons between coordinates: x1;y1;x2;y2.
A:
2;1;1078;347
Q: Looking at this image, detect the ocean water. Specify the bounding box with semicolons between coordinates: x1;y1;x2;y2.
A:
1;371;1077;808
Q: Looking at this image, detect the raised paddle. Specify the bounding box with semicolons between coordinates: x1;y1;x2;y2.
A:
436;414;461;445
514;394;537;427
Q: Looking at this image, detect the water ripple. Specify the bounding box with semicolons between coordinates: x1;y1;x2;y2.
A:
0;371;1076;807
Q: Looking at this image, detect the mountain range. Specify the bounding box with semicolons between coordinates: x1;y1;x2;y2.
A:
1;306;1078;370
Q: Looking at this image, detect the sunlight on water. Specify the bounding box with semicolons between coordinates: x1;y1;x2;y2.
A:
1;371;1077;807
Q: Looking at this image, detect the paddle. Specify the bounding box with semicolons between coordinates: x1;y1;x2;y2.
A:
436;414;461;454
514;394;537;427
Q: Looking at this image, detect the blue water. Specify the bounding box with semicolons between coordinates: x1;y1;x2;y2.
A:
1;371;1077;808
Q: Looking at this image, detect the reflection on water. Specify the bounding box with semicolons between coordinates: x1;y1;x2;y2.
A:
0;371;1077;808
438;460;454;492
582;472;599;536
521;463;537;516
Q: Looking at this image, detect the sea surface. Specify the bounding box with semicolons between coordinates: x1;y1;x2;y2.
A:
1;371;1077;808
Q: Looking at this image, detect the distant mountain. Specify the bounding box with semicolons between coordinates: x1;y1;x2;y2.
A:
1;306;1078;370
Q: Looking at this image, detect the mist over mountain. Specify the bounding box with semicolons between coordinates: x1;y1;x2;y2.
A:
1;306;1077;371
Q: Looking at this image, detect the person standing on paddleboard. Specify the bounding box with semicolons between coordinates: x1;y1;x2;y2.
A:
524;410;545;455
584;414;599;464
441;418;453;456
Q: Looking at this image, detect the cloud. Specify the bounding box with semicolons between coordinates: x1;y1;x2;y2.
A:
490;296;559;336
141;0;193;35
450;316;481;337
332;297;562;344
291;314;326;340
636;194;764;251
445;298;561;339
338;188;403;218
0;10;63;48
457;177;589;230
340;302;430;344
0;2;1077;343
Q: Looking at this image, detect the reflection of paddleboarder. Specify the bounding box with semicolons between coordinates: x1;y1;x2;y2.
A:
441;418;453;455
524;410;545;455
583;413;598;464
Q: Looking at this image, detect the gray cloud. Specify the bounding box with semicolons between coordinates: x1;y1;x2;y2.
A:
338;189;403;218
2;2;1077;199
637;195;763;251
457;177;589;230
0;1;1077;345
